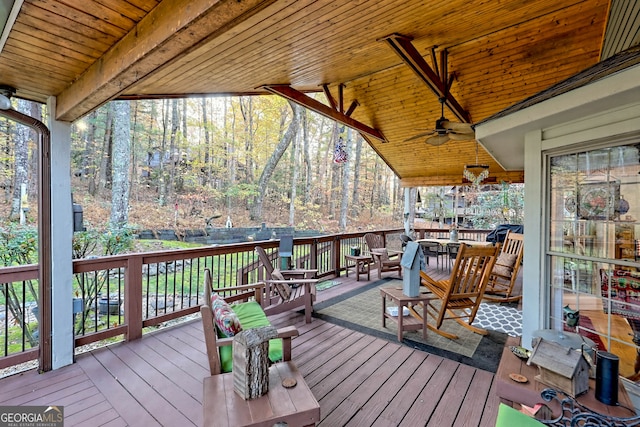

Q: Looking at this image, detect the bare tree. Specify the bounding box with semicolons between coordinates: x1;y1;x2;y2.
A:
288;129;300;226
110;100;131;228
98;104;114;191
302;110;312;205
9;99;30;220
339;127;352;230
251;100;302;221
350;133;363;217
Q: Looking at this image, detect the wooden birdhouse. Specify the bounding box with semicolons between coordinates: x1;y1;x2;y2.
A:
527;337;591;397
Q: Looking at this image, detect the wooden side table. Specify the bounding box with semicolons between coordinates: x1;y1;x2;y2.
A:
344;254;371;281
203;361;320;427
380;286;431;342
496;336;636;419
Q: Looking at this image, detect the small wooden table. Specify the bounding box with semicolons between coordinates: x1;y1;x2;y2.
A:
202;361;320;427
344;254;370;281
380;286;431;342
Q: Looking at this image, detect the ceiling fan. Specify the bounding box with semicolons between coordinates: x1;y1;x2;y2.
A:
405;97;475;146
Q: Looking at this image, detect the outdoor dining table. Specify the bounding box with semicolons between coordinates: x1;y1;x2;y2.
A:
416;238;493;247
416;238;493;270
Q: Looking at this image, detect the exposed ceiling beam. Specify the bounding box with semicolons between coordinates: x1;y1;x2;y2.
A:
55;0;278;121
262;84;386;142
381;33;471;123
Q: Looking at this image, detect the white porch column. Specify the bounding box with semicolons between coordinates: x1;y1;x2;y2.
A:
47;96;74;369
521;129;544;349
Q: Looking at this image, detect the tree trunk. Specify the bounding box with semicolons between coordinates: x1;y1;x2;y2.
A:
339;127;352;230
168;98;179;195
201;98;211;186
110;101;131;228
28;101;41;196
250;101;301;221
130;101;139;202
350;133;363;217
99;104;114;191
86;111;98;196
302;111;312;205
329;123;343;219
9;99;30;220
158;100;169;206
288;129;300;226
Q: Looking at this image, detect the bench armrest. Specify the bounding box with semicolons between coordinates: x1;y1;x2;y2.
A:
208;321;298;365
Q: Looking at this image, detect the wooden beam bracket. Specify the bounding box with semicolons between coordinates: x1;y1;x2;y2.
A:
262;84;385;142
380;33;471;123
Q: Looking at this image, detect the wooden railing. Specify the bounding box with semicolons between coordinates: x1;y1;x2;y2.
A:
0;227;490;370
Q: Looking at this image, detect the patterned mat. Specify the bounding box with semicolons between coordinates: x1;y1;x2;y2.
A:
473;302;522;337
313;278;509;372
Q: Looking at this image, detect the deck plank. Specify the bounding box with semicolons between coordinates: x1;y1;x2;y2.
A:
0;268;506;426
345;350;429;426
76;351;160;427
322;344;414;426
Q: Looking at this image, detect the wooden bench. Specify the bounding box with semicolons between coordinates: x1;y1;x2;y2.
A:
201;269;320;426
201;269;298;375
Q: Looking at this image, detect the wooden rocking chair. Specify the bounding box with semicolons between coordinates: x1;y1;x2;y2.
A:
483;230;524;302
408;243;500;340
364;233;402;279
255;246;318;323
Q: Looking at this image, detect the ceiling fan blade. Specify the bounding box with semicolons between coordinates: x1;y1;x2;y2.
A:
440;120;474;133
447;132;475;141
404;130;436;142
425;134;450;146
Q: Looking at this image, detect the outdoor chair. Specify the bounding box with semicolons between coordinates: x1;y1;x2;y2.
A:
420;240;444;269
401;234;432;266
446;242;461;271
483;230;524;302
364;233;402;279
200;268;298;375
408;243;500;340
255;246;318;323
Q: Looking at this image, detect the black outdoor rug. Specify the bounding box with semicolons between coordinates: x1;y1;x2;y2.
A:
312;278;509;373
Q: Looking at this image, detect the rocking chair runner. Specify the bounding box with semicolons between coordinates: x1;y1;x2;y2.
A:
484;230;524;302
408;243;501;340
254;246;318;323
364;233;403;279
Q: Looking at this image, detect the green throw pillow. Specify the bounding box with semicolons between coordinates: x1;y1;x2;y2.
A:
217;301;284;373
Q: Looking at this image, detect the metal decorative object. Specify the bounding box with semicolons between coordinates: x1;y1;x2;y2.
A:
463;141;489;185
538;388;640;426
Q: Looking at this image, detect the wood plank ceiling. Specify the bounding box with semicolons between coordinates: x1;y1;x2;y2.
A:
0;0;625;186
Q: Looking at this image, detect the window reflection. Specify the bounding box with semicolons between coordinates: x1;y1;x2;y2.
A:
548;143;640;380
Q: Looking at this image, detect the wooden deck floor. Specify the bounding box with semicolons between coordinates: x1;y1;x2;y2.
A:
0;266;505;427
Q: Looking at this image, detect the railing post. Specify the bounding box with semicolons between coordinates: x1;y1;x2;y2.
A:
333;237;341;277
310;239;318;270
125;255;143;341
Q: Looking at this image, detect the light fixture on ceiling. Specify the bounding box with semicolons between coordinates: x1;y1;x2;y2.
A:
463;141;489;185
0;84;15;110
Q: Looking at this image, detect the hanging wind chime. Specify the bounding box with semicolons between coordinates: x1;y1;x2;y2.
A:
463;141;489;185
333;125;348;163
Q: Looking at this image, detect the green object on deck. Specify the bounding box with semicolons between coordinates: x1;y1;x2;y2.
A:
217;301;283;373
495;403;544;427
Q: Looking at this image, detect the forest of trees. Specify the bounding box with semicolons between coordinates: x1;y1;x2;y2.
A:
0;95;522;235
